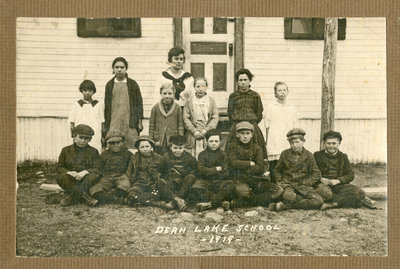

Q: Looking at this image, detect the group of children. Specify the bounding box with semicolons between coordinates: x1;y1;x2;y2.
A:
59;46;375;211
57;122;375;211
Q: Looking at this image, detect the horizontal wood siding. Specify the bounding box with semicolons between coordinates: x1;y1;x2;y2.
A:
297;118;386;164
244;17;386;119
17;117;386;164
17;17;174;118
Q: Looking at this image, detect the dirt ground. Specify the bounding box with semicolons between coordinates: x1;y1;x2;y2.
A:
16;163;387;257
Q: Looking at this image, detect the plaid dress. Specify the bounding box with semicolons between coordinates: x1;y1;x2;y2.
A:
226;89;267;159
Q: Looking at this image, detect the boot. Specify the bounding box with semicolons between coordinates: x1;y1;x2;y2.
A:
222;200;230;211
196;202;212;212
60;193;76;207
361;196;377;209
82;193;98;207
174;196;187;211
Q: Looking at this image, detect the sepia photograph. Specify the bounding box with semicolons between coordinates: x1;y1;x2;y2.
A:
16;17;387;257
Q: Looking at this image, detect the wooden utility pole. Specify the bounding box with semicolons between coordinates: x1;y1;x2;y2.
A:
320;18;338;149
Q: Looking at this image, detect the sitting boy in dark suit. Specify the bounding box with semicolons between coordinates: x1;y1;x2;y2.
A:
227;121;282;208
56;124;101;206
192;129;235;211
89;130;132;205
314;130;376;210
155;135;197;211
270;128;324;211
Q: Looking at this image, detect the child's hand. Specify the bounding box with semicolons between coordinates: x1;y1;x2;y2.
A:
329;179;341;186
199;129;207;137
75;170;89;180
66;171;78;178
320;177;331;185
250;161;256;166
216;166;223;172
154;141;160;146
138;121;143;133
194;131;203;139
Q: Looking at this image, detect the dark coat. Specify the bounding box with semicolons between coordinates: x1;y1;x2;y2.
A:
56;143;102;175
275;148;321;195
100;148;132;176
197;148;229;181
159;151;197;179
126;151;161;184
227;139;265;179
104;76;144;134
314;150;354;184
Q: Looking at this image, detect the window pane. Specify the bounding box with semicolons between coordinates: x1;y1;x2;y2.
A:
77;18;141;37
191;63;205;79
213;17;227;34
110;18;133;31
213;63;227;91
291;18;312;33
314;18;325;35
190;18;204;34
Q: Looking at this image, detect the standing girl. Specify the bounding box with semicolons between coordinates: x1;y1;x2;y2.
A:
69;80;104;153
154;47;194;108
264;82;298;183
104;57;144;150
226;69;267;159
183;77;219;158
149;83;184;154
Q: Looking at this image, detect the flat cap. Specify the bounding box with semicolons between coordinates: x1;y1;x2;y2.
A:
235;121;254;132
73;124;94;137
286;128;306;140
135;135;155;149
106;130;125;142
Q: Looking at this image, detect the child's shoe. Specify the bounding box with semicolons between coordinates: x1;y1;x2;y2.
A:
361;196;377;209
164;201;175;210
174;197;187;211
60;193;76;207
82;193;98;207
196;202;212;212
222;200;230;211
275;201;287;211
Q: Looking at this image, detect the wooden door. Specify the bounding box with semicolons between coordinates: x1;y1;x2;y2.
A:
182;17;235;110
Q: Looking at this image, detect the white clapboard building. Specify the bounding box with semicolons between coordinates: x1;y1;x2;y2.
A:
16;17;386;164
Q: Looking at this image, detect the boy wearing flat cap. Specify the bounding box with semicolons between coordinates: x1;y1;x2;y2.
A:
227;121;282;208
56;124;101;206
314;130;376;209
89;130;132;204
126;135;163;207
270;128;324;211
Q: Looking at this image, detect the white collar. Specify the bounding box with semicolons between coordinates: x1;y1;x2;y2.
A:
114;77;127;83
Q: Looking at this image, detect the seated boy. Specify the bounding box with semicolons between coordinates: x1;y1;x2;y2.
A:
192;129;235;211
155;135;197;211
227;121;282;208
56;124;101;207
126;135;164;207
270;128;324;211
314;130;376;209
89;130;132;204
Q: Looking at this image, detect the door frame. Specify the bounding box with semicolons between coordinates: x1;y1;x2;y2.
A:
173;17;244;90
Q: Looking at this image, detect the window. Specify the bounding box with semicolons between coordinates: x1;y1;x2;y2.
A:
284;18;346;40
77;18;141;38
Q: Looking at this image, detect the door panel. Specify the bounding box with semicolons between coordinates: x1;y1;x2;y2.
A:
183;17;235;109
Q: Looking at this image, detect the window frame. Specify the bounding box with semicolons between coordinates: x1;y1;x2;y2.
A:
284;18;346;40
